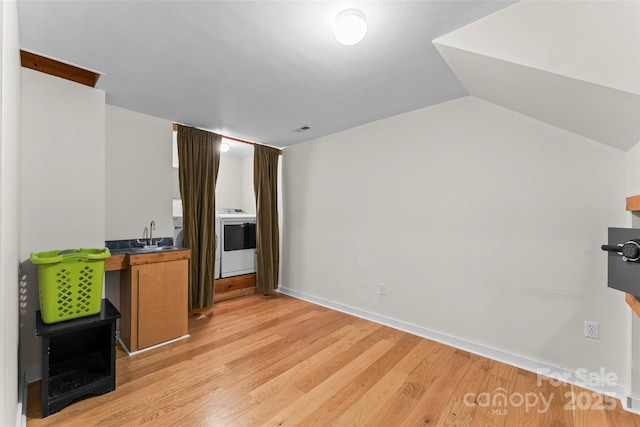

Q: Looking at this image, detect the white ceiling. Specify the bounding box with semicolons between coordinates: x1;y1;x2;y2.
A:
434;0;640;151
17;0;514;148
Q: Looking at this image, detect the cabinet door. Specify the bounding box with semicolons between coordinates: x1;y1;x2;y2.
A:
136;260;188;349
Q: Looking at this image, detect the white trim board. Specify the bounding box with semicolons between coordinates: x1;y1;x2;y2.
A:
118;334;190;357
24;368;41;384
18;371;27;427
278;286;640;415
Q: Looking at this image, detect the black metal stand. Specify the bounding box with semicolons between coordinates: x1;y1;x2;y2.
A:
35;299;121;417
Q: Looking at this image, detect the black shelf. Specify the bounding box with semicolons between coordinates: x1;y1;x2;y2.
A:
48;351;109;397
36;299;121;417
36;299;121;336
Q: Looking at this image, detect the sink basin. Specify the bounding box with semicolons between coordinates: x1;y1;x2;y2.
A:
131;246;179;254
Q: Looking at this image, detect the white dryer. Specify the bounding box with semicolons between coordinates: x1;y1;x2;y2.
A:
173;216;220;279
216;209;256;278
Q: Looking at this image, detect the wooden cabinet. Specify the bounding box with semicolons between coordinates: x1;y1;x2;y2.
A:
119;250;190;353
137;259;188;349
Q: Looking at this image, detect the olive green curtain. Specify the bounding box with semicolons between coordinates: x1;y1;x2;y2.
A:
177;125;221;310
254;145;280;292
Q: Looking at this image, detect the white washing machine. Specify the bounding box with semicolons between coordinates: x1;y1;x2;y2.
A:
172;216;184;246
173;216;220;279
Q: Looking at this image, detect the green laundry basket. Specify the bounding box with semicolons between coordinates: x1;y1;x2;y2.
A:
30;248;111;324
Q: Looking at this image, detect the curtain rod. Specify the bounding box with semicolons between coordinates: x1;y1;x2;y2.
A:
172;123;282;155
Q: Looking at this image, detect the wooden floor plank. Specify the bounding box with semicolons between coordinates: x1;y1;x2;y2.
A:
264;338;396;426
26;293;640;426
249;322;379;402
465;361;517;427
397;350;477;426
432;356;492;426
364;344;456;426
291;325;391;394
296;333;423;426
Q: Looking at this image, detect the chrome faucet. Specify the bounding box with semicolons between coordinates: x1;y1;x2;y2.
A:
137;227;149;245
149;220;156;246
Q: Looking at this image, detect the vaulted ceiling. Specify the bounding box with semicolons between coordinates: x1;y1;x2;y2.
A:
17;1;639;151
17;1;514;147
433;1;640;152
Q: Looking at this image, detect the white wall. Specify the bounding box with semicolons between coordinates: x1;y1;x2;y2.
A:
106;105;173;240
626;142;640;198
172;140;256;214
282;96;628;385
173;168;180;199
242;155;256;214
0;1;21;424
624;140;640;401
433;1;639;95
216;155;243;209
20;68;106;376
433;1;640;152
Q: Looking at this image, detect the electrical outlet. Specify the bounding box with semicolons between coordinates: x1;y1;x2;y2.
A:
378;283;386;296
585;321;599;339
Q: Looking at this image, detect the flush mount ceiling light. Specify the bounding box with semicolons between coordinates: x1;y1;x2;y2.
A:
334;9;367;46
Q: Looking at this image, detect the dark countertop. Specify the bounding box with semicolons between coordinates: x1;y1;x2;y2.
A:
109;246;187;255
106;237;174;253
104;238;190;271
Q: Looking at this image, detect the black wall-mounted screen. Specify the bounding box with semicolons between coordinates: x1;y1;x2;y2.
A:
606;227;640;296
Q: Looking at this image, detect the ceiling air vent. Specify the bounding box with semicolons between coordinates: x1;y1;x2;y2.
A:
293;126;311;133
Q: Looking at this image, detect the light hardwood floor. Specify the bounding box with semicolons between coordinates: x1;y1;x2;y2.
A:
27;293;640;426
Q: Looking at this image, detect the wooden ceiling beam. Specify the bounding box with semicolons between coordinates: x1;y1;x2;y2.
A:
20;50;101;87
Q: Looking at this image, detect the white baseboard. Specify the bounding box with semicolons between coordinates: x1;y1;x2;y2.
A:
23;368;41;384
625;396;640;415
278;286;634;412
20;369;42;427
17;371;26;427
118;334;190;356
